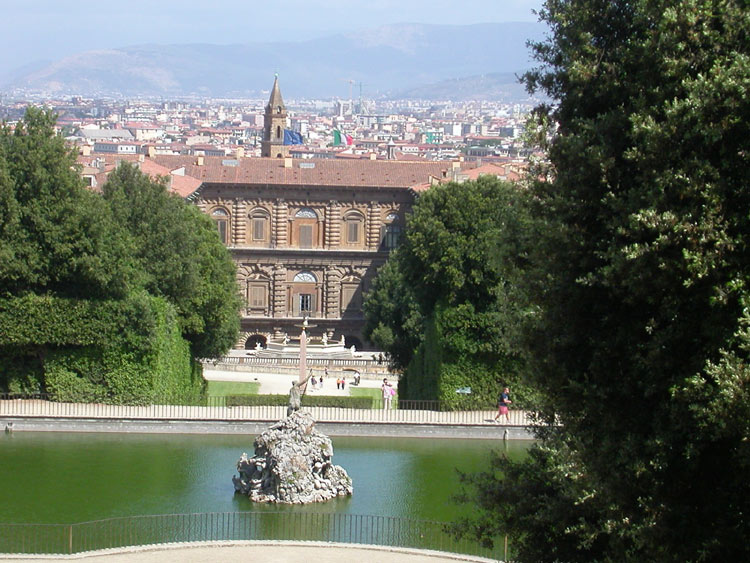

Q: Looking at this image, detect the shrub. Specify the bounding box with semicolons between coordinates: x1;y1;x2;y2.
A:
225;394;374;409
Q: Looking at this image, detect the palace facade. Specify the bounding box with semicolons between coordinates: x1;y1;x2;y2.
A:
80;78;465;350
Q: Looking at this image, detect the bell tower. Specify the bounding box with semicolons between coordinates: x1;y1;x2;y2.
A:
262;74;289;158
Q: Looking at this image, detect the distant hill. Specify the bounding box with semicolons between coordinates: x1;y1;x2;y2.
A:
393;72;534;101
1;22;545;100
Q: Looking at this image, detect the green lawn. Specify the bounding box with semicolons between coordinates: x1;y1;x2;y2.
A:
349;387;380;400
206;380;260;397
350;386;398;403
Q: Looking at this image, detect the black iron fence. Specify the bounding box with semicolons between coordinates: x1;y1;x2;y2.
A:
0;393;530;426
0;512;508;559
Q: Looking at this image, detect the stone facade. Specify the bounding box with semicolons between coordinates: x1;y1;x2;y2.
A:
196;180;411;349
186;78;460;350
96;79;465;350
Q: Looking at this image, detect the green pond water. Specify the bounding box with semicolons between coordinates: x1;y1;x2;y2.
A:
0;432;532;524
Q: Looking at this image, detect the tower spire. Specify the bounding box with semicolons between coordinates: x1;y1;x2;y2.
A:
262;75;290;158
267;74;285;113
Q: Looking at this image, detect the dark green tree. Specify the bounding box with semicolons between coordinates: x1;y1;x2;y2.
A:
456;1;750;560
362;251;423;371
0;109;237;399
101;162;240;358
0;107;134;299
364;176;537;405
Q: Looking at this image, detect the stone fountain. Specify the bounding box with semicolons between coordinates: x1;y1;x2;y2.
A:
232;411;353;504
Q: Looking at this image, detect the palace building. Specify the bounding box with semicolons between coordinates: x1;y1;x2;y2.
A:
80;77;466;350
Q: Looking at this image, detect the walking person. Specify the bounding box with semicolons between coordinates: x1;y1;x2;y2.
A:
382;378;394;409
494;386;512;423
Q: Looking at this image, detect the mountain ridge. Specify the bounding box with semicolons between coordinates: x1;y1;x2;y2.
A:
2;22;546;100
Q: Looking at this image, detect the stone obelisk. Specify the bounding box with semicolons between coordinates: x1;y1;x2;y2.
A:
299;317;308;383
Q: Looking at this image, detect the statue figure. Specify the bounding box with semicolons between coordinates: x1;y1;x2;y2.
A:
283;333;290;345
322;332;328;346
287;372;312;417
255;341;263;351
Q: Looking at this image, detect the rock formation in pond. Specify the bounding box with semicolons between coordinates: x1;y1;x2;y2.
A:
232;411;353;503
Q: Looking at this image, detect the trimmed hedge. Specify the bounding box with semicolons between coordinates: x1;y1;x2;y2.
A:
403;305;539;410
0;293;203;405
225;394;374;409
0;293;155;349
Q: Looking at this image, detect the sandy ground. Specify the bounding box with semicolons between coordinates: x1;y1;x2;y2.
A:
202;369;394;397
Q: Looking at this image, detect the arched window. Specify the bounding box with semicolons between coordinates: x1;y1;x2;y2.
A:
276;125;281;139
293;271;317;283
212;208;230;244
292;271;317;317
343;211;364;245
249;208;270;244
295;208;318;219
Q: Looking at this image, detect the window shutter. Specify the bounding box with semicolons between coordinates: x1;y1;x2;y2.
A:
299;225;313;248
250;286;265;308
253;218;265;241
347;220;359;243
217;220;228;244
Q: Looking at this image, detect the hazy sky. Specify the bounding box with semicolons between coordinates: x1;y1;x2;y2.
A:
1;0;543;75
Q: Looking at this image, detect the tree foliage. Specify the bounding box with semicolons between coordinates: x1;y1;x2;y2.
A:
364;176;538;406
362;252;423;370
0;107;133;299
101;163;241;358
0;108;239;400
456;1;750;560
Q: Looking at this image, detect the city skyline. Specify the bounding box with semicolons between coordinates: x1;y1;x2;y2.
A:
0;1;543;77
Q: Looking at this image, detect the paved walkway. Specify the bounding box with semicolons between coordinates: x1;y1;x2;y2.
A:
0;543;497;562
203;368;389;396
0;367;530;428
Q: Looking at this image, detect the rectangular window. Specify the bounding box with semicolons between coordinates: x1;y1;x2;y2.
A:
299;225;313;248
347;221;360;244
383;225;401;250
252;218;265;241
299;293;312;313
216;220;228;244
341;286;361;314
249;285;266;309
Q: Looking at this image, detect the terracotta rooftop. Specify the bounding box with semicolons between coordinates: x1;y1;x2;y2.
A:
461;162;526;182
76;154;201;198
148;155;459;189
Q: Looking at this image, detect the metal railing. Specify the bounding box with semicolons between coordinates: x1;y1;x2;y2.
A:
0;394;530;426
0;512;508;559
